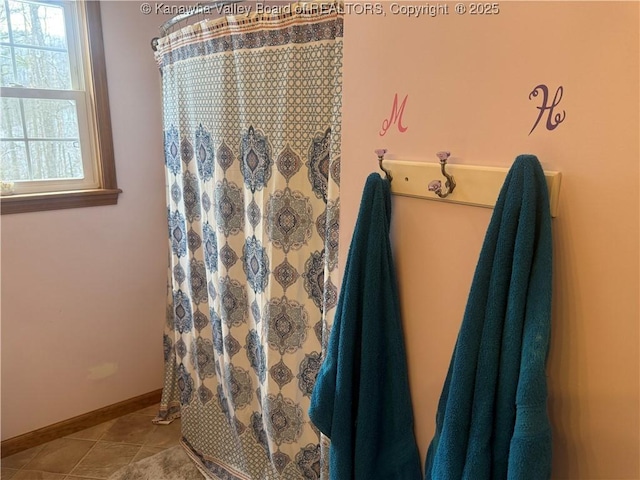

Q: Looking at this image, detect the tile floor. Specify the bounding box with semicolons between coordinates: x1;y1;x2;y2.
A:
1;404;181;480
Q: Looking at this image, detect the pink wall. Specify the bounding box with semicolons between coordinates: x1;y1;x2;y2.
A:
1;3;638;479
1;1;171;440
340;3;639;479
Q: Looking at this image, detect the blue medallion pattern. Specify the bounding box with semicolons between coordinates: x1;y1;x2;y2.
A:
171;182;181;203
277;145;302;181
163;334;173;362
330;156;340;187
188;228;202;254
264;393;304;446
219;276;248;327
297;352;322;397
207;281;217;302
224;335;241;357
273;259;300;292
218;385;231;419
168;210;188;258
210;307;224;355
175;337;187;359
215;179;245;236
203;223;218;273
195;124;215;182
242;236;270;293
267;188;314;253
240;127;273;193
191;336;216;380
165;303;174;330
219;244;238;270
194;310;209;333
314;321;323;346
164;125;180;175
189;259;208;305
302;251;326;311
266;297;309;354
246;329;267;383
251;300;261;324
217;141;234;172
250;412;270;453
271;451;292;474
316;200;340;271
183;171;201;223
177;362;194;406
307;129;331;202
324;277;338;312
247;199;261;229
181;137;194;165
157;6;342;479
270;359;294;388
295;444;321;480
202;192;211;212
173;289;193;333
173;264;186;286
198;384;214;405
225;365;253;410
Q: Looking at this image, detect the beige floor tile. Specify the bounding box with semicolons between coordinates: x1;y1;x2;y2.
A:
133;403;160;416
143;419;181;448
66;421;116;441
100;416;156;445
130;446;164;463
64;477;103;480
12;470;66;479
23;439;95;474
64;476;103;480
2;444;45;469
1;468;19;479
70;442;140;479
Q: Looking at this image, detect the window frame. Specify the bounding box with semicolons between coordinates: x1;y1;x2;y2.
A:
0;0;120;215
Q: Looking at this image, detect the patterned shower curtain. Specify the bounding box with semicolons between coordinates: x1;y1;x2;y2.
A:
153;3;343;479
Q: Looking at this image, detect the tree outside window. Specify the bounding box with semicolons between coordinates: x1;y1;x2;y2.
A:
0;0;119;214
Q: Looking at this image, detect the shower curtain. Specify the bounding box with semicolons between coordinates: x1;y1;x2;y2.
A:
153;4;343;479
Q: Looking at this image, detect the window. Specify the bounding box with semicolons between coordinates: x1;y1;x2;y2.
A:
0;0;119;214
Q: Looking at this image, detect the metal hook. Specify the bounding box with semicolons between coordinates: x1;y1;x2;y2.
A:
427;151;456;198
375;149;392;181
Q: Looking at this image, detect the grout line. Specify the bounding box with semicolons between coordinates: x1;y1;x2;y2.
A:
94;421;109;443
140;424;160;448
65;475;105;480
13;443;48;472
65;439;100;477
87;439;151;448
2;394;162;460
126;444;146;467
127;444;145;468
68;441;145;478
13;409;164;478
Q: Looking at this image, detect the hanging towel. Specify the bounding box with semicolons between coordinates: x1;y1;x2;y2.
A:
424;155;553;480
309;173;422;480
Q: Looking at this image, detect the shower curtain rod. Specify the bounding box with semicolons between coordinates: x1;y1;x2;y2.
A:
151;0;245;51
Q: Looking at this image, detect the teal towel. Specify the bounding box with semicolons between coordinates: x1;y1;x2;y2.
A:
309;173;422;480
424;155;553;480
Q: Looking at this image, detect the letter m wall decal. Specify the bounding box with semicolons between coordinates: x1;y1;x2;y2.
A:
380;93;409;136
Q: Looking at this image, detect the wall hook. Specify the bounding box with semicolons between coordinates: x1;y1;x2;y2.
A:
375;149;392;181
428;151;456;198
